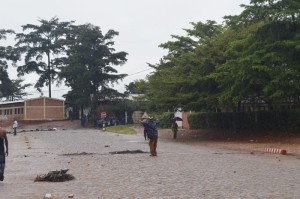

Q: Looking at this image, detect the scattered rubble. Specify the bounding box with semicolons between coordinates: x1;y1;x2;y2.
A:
21;128;58;133
109;149;146;155
61;152;95;156
35;169;74;182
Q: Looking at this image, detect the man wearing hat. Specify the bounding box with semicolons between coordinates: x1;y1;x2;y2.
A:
141;116;160;156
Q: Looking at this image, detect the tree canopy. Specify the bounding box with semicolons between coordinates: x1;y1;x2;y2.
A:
0;29;28;100
60;23;128;112
15;17;74;97
133;0;300;113
2;0;300;115
2;18;128;108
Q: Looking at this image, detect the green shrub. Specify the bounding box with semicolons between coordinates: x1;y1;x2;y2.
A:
188;110;300;133
156;112;173;128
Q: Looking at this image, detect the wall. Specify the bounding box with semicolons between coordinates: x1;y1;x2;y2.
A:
0;102;24;127
0;97;65;127
25;98;45;120
25;97;64;120
45;98;64;120
182;112;190;129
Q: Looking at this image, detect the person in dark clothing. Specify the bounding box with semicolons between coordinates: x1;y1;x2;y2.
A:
171;120;178;139
69;110;73;121
143;128;148;140
81;115;86;127
142;117;149;140
141;117;160;156
0;129;8;181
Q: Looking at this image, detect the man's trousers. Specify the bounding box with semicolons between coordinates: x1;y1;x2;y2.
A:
148;139;157;156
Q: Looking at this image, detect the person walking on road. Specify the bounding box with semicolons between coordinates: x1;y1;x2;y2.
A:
0;129;8;181
141;116;160;156
171;120;178;139
141;116;149;140
12;120;18;136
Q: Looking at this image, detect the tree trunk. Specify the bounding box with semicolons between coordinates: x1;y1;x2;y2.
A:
47;51;52;98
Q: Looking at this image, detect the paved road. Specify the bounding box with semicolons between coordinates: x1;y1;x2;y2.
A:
1;129;299;199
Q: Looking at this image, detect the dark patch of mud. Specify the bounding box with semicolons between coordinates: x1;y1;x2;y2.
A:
109;149;146;155
61;152;96;156
60;150;147;156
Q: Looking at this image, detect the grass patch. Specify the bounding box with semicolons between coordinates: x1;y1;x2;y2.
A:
106;125;136;134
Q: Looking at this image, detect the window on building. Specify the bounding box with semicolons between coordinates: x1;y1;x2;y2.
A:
17;108;24;114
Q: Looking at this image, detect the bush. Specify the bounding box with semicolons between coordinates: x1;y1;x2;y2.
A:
155;112;173;128
188;110;300;133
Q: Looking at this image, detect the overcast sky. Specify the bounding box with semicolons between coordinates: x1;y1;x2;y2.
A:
1;0;249;99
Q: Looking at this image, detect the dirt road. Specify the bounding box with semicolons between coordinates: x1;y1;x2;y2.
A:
0;121;299;198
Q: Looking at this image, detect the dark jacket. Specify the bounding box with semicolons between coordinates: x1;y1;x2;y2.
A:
142;120;160;140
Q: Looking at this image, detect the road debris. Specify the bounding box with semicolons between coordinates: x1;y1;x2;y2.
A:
109;149;146;154
35;169;74;182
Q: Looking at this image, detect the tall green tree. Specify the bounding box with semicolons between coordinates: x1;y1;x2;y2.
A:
215;0;300;110
6;79;31;101
142;0;300;112
0;29;17;68
144;21;224;112
212;22;268;110
15;17;74;98
0;66;13;99
60;24;128;113
125;80;148;94
238;0;300;24
0;29;18;99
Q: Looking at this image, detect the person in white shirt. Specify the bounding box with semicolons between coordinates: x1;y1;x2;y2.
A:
12;120;18;136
